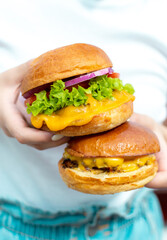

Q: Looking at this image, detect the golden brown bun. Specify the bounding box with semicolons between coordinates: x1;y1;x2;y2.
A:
67;122;160;157
59;122;160;194
42;100;133;136
21;43;112;95
58;159;158;194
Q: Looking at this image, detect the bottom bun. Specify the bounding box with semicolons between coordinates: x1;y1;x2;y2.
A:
42;101;133;136
58;159;158;194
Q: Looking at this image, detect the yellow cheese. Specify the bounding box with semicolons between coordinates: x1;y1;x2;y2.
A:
104;158;124;167
77;161;85;171
96;158;106;168
83;158;96;168
63;152;155;173
117;161;139;172
31;90;135;131
134;155;156;167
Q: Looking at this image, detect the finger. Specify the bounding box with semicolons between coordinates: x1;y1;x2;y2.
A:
130;113;157;129
28;137;70;150
130;112;140;121
51;134;66;141
2;126;13;137
159;124;167;143
10;127;53;145
4;105;54;144
130;112;146;123
154;130;167;171
146;171;167;188
4;103;69;145
16;94;32;126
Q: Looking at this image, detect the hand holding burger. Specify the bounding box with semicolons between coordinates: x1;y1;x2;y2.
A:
0;62;69;150
19;43;162;193
1;43;164;193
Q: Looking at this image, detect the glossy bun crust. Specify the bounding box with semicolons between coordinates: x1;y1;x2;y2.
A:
42;100;133;136
21;43;112;95
59;122;160;194
66;122;160;157
58;160;158;194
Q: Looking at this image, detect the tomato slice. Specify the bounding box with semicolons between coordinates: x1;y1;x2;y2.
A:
24;95;36;106
24;92;50;106
108;72;120;78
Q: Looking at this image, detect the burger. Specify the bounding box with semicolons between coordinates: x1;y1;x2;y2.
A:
58;122;160;194
21;43;135;136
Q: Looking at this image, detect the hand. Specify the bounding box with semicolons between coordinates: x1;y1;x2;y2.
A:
0;62;69;150
130;113;167;188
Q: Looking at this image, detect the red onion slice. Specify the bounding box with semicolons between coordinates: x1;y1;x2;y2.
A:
65;67;113;88
23;82;51;99
23;67;113;98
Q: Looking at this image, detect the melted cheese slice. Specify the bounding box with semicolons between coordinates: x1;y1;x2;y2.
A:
63;152;156;173
31;90;135;131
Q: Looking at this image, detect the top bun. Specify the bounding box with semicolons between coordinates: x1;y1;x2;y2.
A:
66;122;160;157
21;43;112;95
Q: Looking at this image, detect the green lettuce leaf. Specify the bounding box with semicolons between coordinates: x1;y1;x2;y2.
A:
27;76;135;116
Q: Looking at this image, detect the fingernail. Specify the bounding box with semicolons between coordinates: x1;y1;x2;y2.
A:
51;134;64;141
